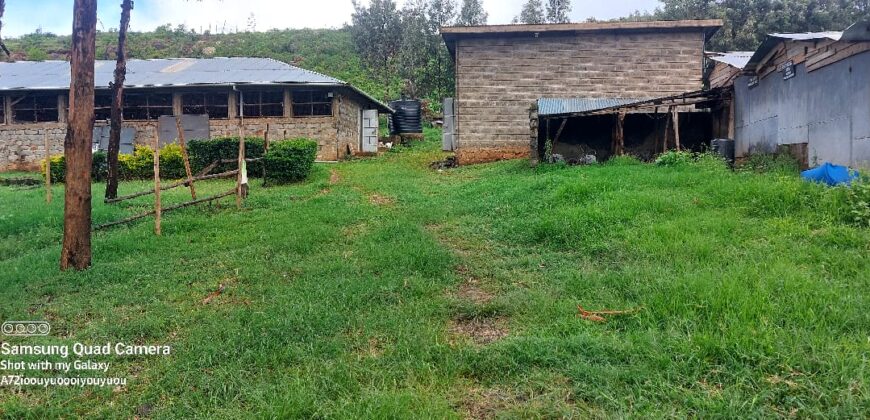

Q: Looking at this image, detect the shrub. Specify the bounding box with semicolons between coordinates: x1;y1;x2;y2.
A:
41;153;107;183
157;144;188;180
264;139;318;184
655;150;694;166
739;152;800;174
846;181;870;227
607;155;642;166
188;137;266;175
91;151;108;182
119;145;155;180
41;155;66;183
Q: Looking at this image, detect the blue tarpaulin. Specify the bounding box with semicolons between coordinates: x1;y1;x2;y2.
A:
801;162;860;186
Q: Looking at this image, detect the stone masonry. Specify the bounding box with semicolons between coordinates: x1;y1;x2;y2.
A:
0;93;370;170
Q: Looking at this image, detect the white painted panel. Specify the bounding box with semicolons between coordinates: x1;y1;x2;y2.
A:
362;109;379;153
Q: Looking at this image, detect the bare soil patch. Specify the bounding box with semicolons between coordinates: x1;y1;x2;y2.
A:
449;317;508;346
369;193;395;206
329;169;342;185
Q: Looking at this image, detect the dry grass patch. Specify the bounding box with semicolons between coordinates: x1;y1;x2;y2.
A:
449;317;509;346
329;169;342;185
369;193;395;206
453;265;494;305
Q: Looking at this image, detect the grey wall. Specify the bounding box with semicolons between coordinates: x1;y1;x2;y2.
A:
734;51;870;168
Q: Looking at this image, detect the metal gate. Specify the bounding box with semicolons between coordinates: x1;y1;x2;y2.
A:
361;109;379;153
442;98;455;151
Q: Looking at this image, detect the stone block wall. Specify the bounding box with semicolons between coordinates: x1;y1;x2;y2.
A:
0;124;66;171
0;108;353;170
454;30;707;164
337;94;363;158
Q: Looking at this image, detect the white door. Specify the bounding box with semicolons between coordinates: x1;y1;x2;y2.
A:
361;110;379;153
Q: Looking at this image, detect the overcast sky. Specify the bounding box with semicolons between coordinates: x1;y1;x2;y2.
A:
4;0;663;37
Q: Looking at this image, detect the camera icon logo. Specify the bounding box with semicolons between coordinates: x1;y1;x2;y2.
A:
1;321;51;337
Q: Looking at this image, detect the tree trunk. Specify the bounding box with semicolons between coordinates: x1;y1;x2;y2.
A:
0;0;11;57
60;0;97;271
105;0;133;200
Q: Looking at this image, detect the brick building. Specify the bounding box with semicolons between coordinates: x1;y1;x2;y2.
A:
441;20;723;164
0;57;391;171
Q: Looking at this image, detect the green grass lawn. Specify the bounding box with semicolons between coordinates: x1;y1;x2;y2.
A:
1;129;868;418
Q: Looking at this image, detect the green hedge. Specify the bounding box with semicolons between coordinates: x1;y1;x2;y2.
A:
44;144;188;183
42;137;314;183
264;139;318;184
188;137;266;175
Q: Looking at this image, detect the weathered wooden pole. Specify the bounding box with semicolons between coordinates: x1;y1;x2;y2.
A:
44;133;52;204
60;0;97;271
615;111;626;156
663;106;674;153
672;107;681;151
237;122;244;209
175;116;196;200
153;130;162;236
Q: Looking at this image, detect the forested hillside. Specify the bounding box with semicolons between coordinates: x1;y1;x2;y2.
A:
4;26;398;103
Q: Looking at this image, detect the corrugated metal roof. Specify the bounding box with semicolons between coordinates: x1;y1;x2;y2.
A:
0;57;393;112
538;97;646;117
745;31;844;72
707;51;754;69
768;31;843;41
0;57;343;90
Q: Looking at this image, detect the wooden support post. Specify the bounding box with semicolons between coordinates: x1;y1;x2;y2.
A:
663;106;673;153
671;107;681;151
553;118;568;147
727;97;736;140
263;124;270;183
153;131;162;236
44;133;52;204
175;116;197;200
615;111;626;156
237;123;244;209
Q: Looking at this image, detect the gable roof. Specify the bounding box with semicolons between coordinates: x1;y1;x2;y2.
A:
0;57;392;112
441;19;723;57
744;21;870;72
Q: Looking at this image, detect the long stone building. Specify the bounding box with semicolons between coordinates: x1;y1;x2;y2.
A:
441;20;723;164
0;57;391;171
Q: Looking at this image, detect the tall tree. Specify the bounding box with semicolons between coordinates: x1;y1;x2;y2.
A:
428;0;458;31
427;0;457;100
457;0;488;26
61;0;98;270
105;0;133;200
546;0;572;23
0;0;10;56
515;0;546;24
653;0;870;51
350;0;403;81
398;0;432;96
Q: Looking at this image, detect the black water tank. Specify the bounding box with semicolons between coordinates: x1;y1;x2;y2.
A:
389;100;423;135
711;138;736;166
